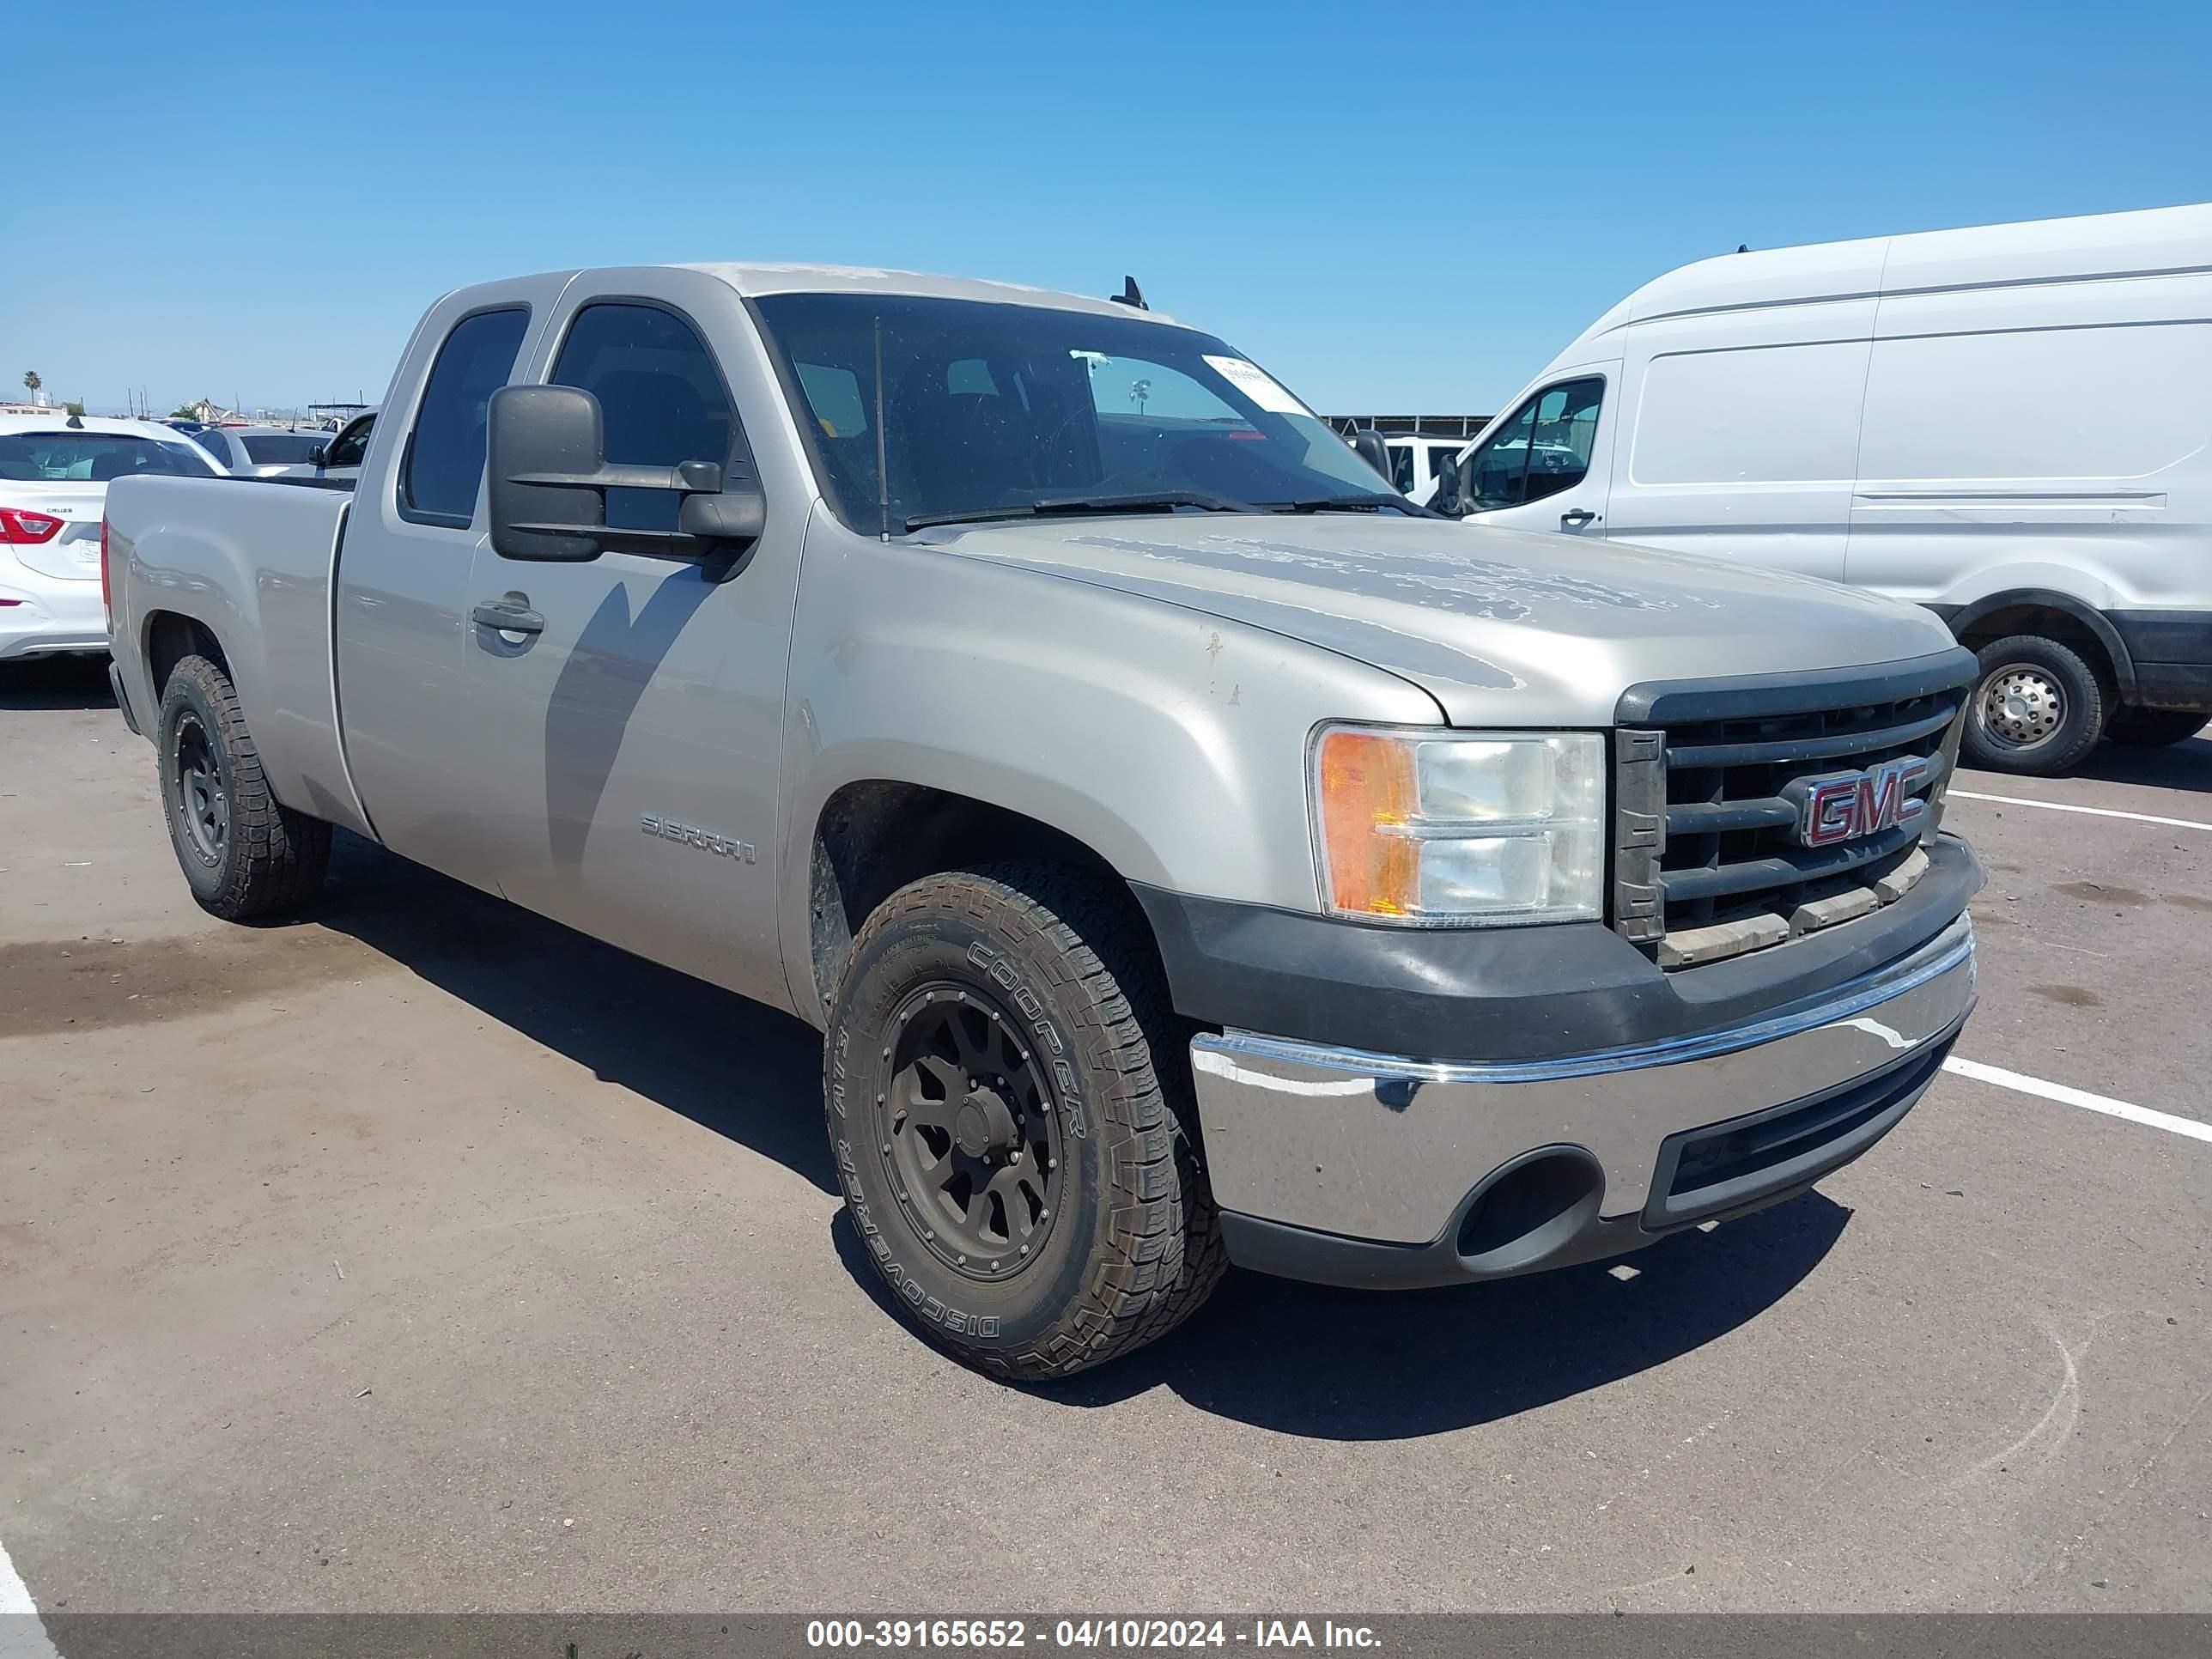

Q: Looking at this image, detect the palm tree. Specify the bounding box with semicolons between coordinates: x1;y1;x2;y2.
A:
21;370;41;402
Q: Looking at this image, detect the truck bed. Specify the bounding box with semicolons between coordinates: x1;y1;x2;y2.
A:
105;472;371;839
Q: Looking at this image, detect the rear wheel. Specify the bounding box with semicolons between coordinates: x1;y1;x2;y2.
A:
1960;635;2109;776
156;653;331;920
824;866;1224;1380
2106;706;2208;748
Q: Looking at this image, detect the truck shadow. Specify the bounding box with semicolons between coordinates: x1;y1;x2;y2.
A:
307;829;1846;1438
0;656;116;711
834;1188;1849;1440
310;830;838;1196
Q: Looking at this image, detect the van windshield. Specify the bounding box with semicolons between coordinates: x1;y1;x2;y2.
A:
751;293;1390;532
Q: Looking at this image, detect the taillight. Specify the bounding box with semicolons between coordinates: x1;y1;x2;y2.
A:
100;517;113;624
0;507;64;544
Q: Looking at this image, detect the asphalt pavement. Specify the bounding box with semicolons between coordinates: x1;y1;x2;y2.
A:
2;654;2207;1616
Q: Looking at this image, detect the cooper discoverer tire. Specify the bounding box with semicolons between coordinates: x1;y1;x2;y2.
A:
824;866;1225;1380
2106;706;2208;748
156;653;331;921
1960;635;2109;777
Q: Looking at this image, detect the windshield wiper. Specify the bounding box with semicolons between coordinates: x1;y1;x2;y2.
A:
903;490;1255;532
1259;493;1446;519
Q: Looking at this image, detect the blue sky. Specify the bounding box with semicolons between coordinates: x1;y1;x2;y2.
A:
7;0;2209;418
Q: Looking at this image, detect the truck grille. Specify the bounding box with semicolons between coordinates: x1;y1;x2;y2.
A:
1612;653;1976;969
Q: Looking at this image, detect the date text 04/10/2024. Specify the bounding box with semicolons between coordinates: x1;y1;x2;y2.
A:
805;1620;1382;1650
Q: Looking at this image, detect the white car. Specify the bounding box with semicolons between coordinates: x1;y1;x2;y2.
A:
0;414;225;661
191;426;331;477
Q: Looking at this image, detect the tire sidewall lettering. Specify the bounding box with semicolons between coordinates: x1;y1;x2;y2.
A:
964;939;1086;1140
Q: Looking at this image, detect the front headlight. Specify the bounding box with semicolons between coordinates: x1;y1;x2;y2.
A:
1310;725;1606;927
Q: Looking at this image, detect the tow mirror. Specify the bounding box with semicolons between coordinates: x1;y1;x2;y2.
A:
487;383;765;563
1348;428;1393;485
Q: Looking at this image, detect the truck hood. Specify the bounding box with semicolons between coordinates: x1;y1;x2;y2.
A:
928;514;1960;726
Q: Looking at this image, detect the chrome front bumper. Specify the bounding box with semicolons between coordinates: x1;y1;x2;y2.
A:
1188;913;1975;1258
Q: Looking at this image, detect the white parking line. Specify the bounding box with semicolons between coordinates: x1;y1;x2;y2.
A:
1948;789;2212;834
0;1534;59;1659
1944;1056;2212;1145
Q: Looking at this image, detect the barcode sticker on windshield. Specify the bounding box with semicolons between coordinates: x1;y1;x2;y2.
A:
1204;356;1305;415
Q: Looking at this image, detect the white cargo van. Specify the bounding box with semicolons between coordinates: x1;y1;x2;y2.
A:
1432;204;2212;775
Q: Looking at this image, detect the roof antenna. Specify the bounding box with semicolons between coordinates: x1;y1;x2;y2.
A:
65;412;84;428
1735;243;1751;253
1109;276;1147;310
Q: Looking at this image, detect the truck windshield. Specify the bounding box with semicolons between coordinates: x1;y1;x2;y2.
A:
751;293;1389;532
0;432;220;482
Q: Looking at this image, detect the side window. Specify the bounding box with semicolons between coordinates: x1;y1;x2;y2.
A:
401;307;530;525
1386;444;1414;494
551;301;739;532
947;358;997;395
327;416;373;469
1084;358;1238;424
1464;377;1603;510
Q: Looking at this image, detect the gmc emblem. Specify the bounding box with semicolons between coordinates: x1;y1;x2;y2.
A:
1784;756;1930;848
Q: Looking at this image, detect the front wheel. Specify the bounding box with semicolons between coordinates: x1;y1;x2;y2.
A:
2106;706;2208;748
156;653;331;920
1960;635;2109;777
824;866;1224;1380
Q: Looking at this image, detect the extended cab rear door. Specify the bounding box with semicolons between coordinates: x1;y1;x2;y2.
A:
456;271;807;1011
334;276;568;889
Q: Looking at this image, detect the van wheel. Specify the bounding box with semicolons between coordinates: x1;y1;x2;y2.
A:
156;653;331;921
1960;635;2109;776
823;866;1225;1381
2106;707;2208;748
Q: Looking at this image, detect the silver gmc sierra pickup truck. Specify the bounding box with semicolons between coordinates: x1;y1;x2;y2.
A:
101;264;1982;1379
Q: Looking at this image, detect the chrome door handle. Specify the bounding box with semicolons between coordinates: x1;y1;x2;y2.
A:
471;599;544;635
1559;507;1600;528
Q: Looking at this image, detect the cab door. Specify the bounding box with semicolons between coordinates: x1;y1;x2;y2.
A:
457;278;805;1010
334;281;565;890
1454;372;1614;537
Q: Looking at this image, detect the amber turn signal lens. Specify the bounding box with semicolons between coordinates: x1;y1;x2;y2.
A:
1316;727;1420;915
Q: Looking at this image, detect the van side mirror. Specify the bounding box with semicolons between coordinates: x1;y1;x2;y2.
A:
487;383;764;563
307;443;330;468
1433;457;1467;518
1348;428;1393;483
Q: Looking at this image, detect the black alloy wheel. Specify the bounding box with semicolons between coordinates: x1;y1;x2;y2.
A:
172;708;230;866
154;653;331;920
878;985;1065;1280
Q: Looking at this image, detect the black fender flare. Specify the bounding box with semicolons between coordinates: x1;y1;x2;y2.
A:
1928;589;2136;700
